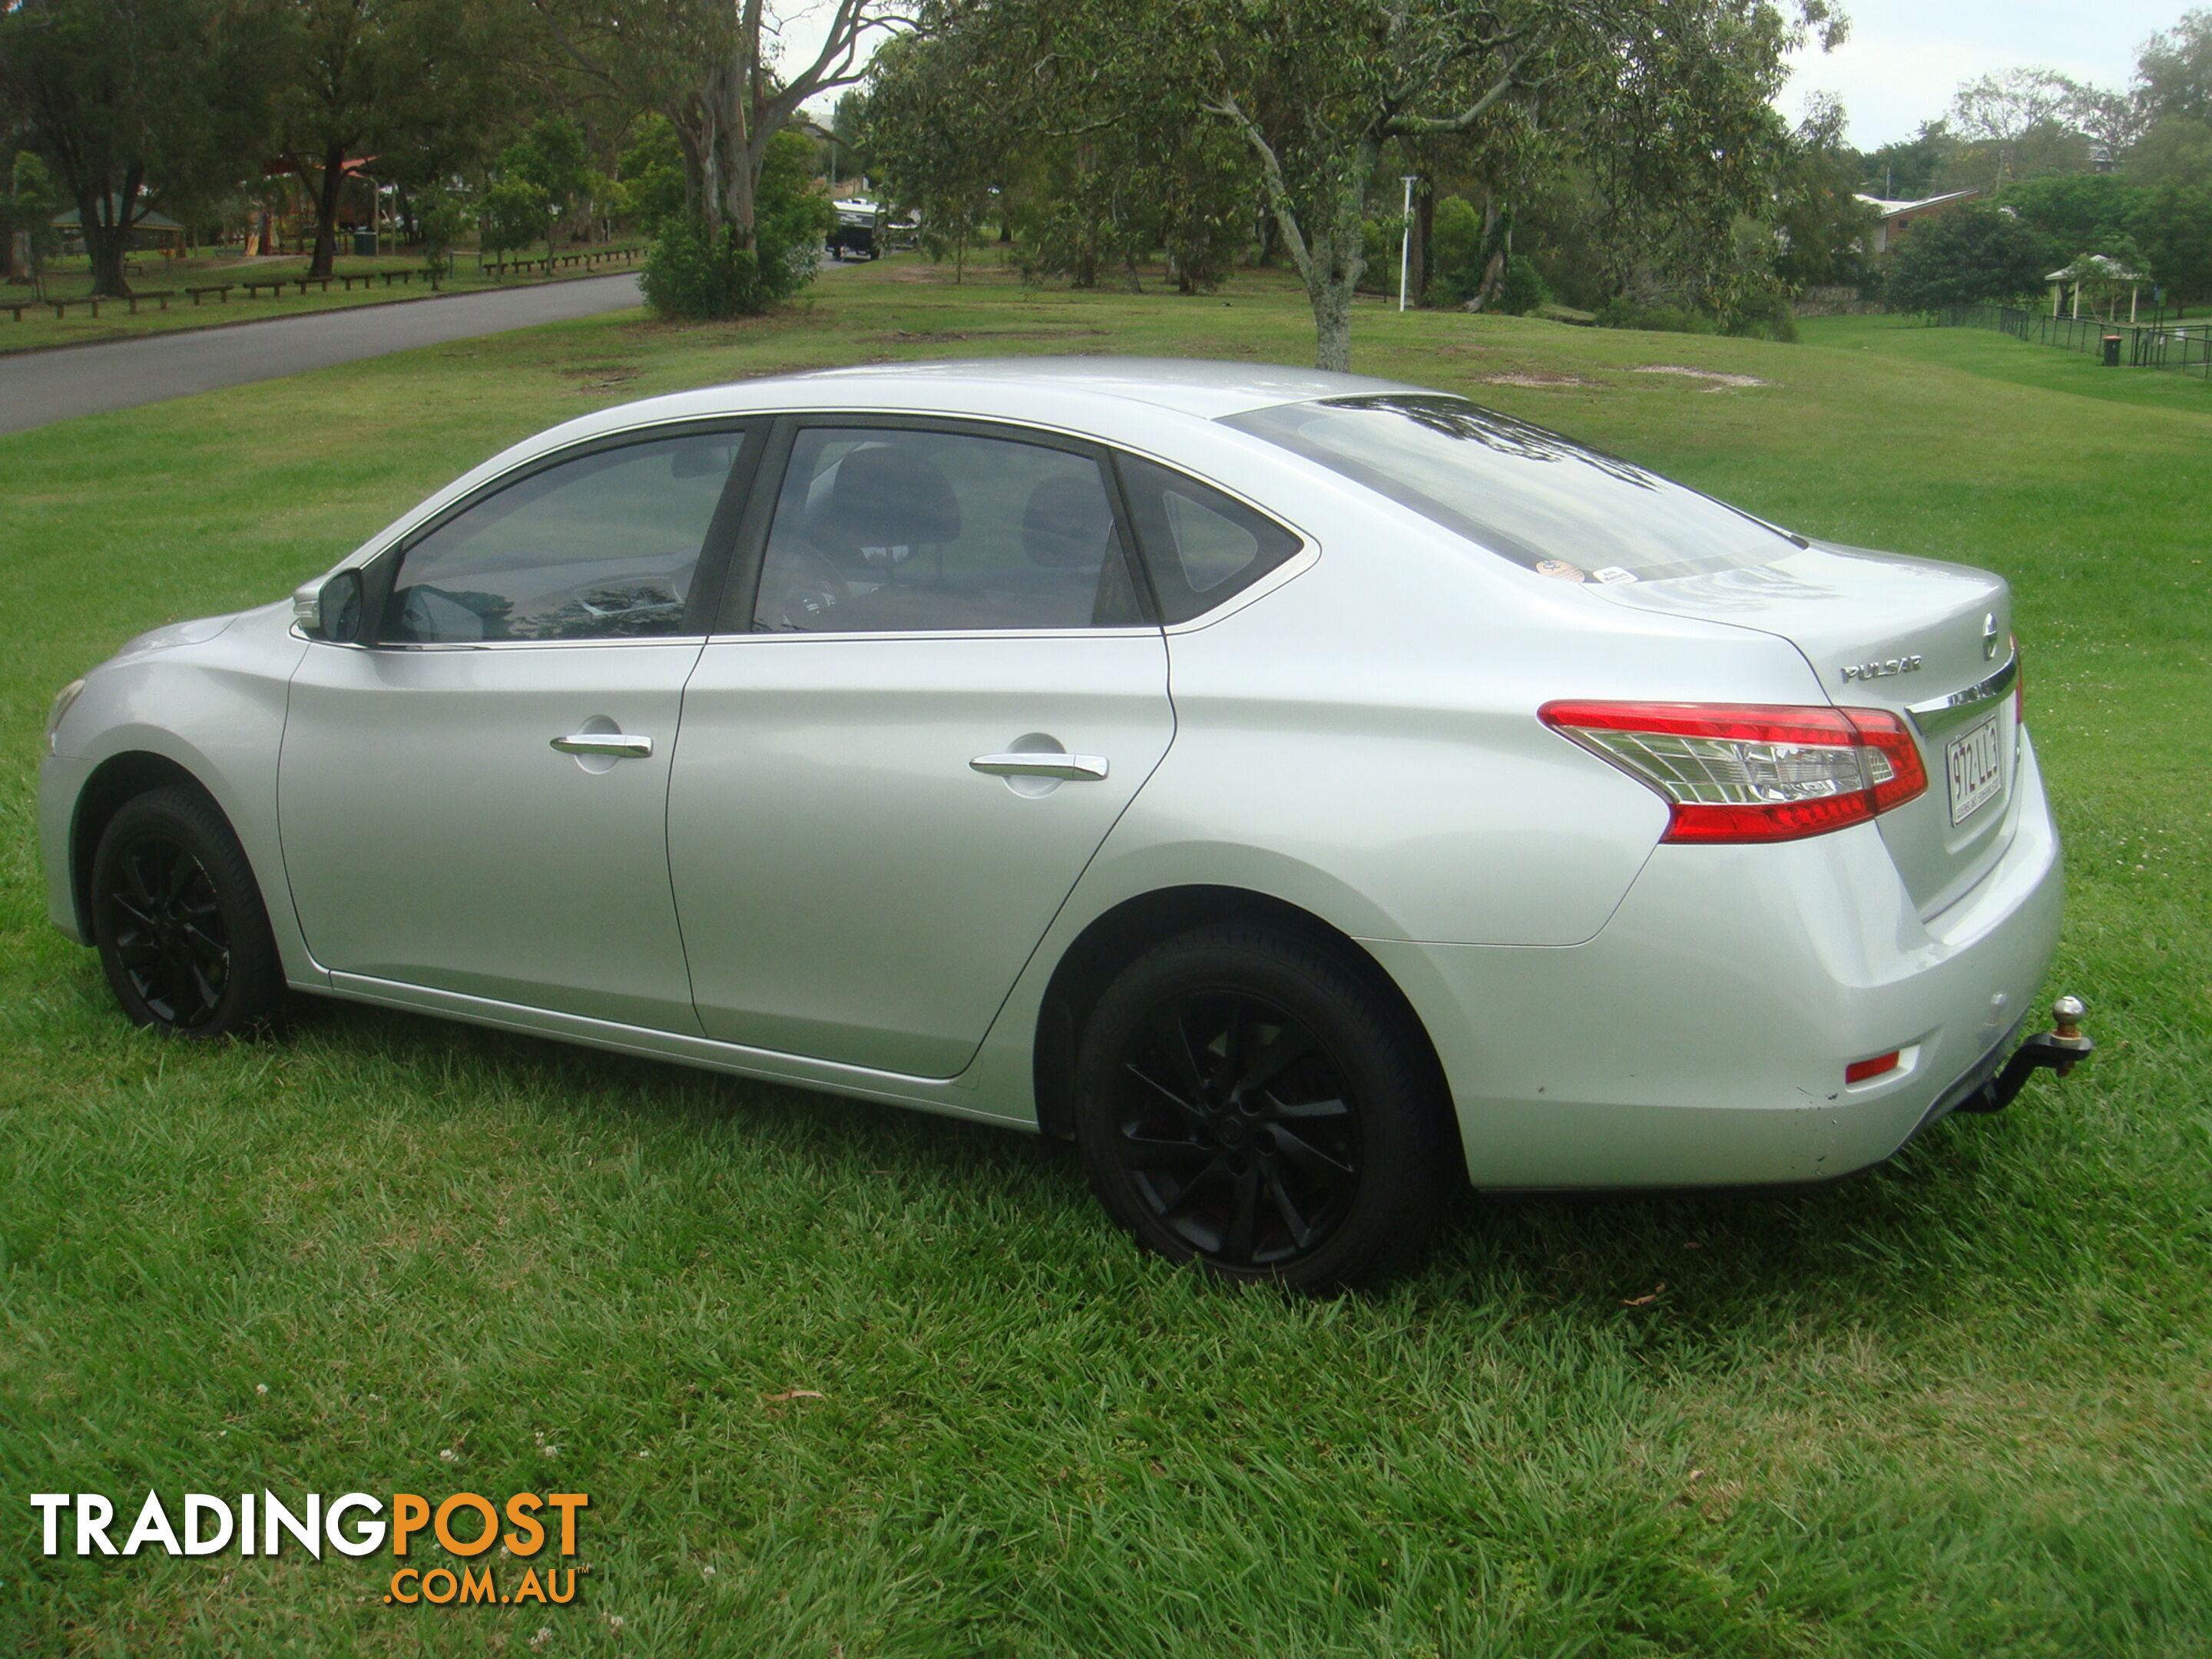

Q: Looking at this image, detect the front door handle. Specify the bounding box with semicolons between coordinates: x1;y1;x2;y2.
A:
970;751;1110;781
551;732;654;759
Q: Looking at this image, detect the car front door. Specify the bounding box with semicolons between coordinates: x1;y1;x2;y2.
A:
280;424;757;1031
665;418;1174;1078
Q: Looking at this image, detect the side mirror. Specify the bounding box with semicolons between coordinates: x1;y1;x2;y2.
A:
295;568;365;643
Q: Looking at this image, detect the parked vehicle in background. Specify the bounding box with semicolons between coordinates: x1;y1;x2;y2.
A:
827;199;882;260
39;359;2079;1290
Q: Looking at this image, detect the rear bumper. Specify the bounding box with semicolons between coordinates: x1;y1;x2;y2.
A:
1368;730;2065;1188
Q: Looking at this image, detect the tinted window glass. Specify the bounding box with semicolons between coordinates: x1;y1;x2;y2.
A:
1115;457;1301;624
1222;396;1790;584
387;431;742;643
751;428;1145;634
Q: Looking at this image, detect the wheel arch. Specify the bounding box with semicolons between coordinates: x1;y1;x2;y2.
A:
1030;884;1455;1146
68;750;219;939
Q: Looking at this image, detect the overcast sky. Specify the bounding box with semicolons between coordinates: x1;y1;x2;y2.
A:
1780;0;2190;147
776;1;2198;152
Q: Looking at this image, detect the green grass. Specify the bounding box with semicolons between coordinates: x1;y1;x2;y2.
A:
1799;310;2212;416
2;263;2208;1657
0;249;644;355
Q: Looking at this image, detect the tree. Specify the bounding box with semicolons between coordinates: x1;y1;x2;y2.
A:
2137;10;2212;125
616;114;688;235
1948;68;2104;190
2131;179;2212;303
2000;173;2147;257
478;177;550;266
637;126;830;316
502;116;590;256
0;0;266;296
414;180;469;286
538;0;906;269
1770;94;1876;289
1887;200;2053;313
2;152;62;293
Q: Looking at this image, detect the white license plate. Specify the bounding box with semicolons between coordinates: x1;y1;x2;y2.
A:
1945;715;2005;825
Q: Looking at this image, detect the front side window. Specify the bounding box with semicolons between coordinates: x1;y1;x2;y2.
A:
750;427;1147;634
1222;396;1793;584
386;431;743;643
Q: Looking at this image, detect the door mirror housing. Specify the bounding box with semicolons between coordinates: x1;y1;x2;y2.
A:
296;568;366;643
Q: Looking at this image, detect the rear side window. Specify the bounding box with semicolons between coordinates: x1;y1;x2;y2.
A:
1222;395;1793;584
1115;456;1301;624
750;426;1147;634
386;431;743;642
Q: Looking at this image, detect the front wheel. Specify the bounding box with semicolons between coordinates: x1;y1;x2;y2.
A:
1072;925;1456;1293
91;784;285;1038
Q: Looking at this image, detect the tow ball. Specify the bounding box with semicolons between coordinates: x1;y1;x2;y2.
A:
1956;995;2094;1114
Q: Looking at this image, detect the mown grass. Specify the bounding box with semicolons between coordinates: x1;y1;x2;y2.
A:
1;263;2207;1657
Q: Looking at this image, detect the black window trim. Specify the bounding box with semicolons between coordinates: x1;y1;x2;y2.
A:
714;412;1161;637
360;416;769;650
1108;450;1310;629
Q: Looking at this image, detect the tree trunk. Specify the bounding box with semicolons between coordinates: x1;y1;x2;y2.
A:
1411;184;1432;306
1310;274;1354;372
309;142;346;277
78;174;141;298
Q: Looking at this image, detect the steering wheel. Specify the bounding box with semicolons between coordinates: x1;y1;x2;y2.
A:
760;548;849;630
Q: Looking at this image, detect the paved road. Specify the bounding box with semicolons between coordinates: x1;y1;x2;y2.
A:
0;273;646;437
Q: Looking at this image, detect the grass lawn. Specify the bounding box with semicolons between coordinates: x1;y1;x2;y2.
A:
0;248;643;355
2;263;2207;1657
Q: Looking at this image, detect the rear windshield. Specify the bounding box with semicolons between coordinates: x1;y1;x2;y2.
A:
1221;395;1793;584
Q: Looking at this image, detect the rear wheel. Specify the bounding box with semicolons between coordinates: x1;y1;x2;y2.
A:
91;785;284;1038
1073;925;1455;1292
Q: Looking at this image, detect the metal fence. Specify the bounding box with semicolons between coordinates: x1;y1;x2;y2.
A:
1936;303;2212;379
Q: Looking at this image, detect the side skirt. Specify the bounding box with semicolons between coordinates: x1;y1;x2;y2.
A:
303;971;1038;1132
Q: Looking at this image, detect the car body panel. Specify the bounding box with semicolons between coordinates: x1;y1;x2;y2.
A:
667;629;1175;1075
42;602;311;974
1367;731;2062;1186
280;636;705;1031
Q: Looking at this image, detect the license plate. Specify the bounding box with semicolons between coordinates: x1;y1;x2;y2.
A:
1945;715;2005;825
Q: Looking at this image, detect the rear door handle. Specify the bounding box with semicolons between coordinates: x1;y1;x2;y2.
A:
969;751;1110;781
551;733;654;759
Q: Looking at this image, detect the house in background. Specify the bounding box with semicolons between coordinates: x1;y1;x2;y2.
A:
1854;189;1979;255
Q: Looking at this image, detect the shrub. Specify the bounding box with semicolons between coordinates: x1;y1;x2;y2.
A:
640;130;834;320
1429;194;1485;305
1497;254;1548;316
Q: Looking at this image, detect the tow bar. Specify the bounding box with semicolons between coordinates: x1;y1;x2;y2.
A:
1955;995;2094;1114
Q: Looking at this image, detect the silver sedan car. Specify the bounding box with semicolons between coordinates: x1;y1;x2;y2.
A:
39;359;2076;1290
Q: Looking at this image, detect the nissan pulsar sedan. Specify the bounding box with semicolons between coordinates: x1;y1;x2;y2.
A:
40;359;2075;1290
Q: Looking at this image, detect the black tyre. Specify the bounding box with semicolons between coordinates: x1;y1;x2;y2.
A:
1073;925;1456;1293
91;784;285;1038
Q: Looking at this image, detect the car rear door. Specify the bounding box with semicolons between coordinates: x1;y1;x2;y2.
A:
280;423;758;1031
665;416;1173;1078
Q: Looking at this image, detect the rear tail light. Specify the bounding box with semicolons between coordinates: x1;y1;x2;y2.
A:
1540;700;1929;844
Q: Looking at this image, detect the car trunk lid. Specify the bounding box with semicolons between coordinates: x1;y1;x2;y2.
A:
1588;542;2019;916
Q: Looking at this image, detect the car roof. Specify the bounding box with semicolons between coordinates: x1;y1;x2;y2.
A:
561;356;1428;436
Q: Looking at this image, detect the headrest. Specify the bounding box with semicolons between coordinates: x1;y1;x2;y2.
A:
1022;471;1114;568
805;443;961;552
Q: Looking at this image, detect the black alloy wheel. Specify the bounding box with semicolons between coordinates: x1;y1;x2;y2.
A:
1112;988;1361;1269
1074;925;1455;1292
91;785;284;1038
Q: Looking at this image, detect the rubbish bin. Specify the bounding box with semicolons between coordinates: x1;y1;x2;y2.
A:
352;230;379;258
2102;334;2122;366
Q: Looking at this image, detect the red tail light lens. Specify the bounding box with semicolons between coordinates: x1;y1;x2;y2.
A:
1540;700;1929;844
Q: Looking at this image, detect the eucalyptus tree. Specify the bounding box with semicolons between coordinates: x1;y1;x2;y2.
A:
886;0;1837;369
536;0;909;263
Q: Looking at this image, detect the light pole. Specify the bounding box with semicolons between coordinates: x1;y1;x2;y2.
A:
1398;175;1418;311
